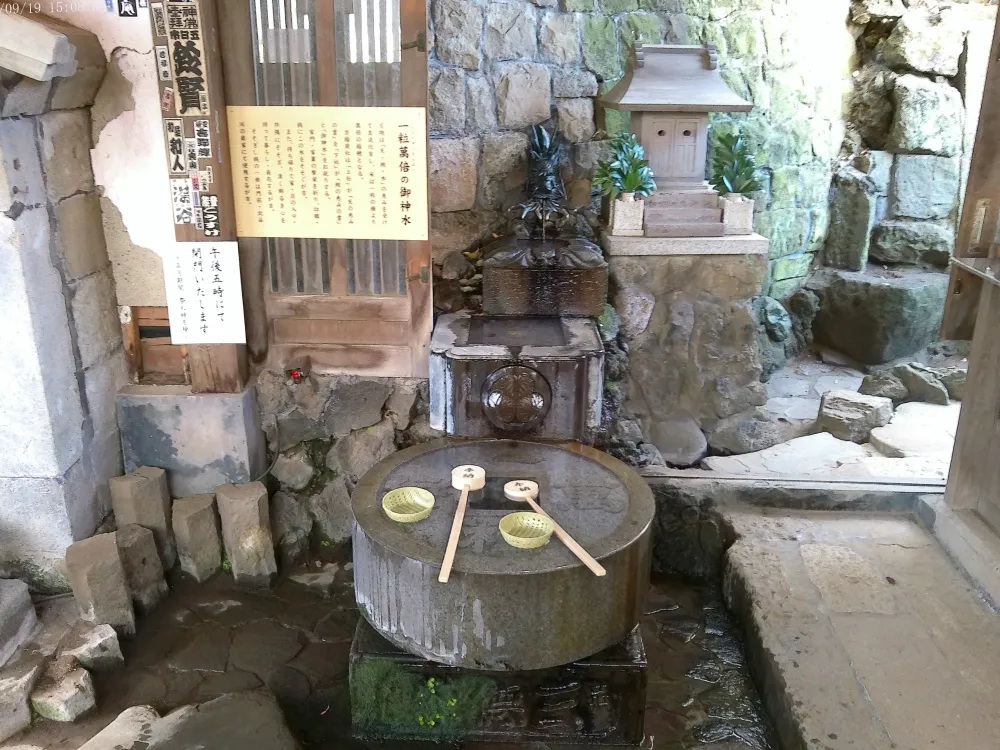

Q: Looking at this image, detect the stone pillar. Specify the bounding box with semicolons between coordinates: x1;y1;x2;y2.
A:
0;16;111;592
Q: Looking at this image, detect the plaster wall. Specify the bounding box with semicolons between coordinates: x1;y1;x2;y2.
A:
45;7;170;306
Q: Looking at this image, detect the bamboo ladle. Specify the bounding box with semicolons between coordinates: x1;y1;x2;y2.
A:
504;480;606;577
438;465;486;583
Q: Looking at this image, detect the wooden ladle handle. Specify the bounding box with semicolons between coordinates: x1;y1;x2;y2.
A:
524;496;606;577
439;484;470;583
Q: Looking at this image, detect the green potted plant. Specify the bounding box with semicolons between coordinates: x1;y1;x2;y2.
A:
594;133;656;236
709;131;761;235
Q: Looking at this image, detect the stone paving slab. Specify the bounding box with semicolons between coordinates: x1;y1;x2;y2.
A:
723;509;1000;750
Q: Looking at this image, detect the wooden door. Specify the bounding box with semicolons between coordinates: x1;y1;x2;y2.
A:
641;114;707;186
218;0;432;377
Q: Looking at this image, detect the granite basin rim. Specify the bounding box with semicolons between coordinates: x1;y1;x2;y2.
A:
352;438;655;577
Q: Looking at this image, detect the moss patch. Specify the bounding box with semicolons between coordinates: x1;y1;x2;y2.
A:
352;659;497;740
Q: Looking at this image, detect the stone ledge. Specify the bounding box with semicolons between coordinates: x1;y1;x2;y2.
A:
601;232;770;257
0;11;103;81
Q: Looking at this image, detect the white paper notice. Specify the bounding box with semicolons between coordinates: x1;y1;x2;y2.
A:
164;242;246;344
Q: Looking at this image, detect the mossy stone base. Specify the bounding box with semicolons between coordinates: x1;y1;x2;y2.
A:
350;619;647;745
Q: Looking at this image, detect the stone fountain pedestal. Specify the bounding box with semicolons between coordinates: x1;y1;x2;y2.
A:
351;439;654;671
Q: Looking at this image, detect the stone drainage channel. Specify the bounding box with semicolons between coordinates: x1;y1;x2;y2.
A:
15;550;774;750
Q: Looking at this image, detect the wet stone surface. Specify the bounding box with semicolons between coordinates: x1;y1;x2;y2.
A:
14;551;774;749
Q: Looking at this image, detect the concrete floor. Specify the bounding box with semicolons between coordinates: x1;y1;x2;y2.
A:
6;552;773;749
723;508;1000;750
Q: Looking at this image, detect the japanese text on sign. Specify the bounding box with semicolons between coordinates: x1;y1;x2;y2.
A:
165;0;210;117
226;105;428;241
163;242;246;344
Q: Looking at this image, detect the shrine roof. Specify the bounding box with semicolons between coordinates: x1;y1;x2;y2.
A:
601;44;754;113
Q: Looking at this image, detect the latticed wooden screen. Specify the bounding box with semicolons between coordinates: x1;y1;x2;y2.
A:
219;0;432;376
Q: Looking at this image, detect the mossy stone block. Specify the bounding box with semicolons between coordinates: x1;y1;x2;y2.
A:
583;16;623;81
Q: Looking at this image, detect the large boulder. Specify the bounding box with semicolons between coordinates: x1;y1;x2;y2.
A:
809;268;949;365
890;155;960;221
870;220;953;267
886;75;964;157
880;10;966;77
823;166;879;270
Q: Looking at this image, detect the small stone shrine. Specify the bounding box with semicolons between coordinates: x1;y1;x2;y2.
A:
349;127;655;744
602;43;755;238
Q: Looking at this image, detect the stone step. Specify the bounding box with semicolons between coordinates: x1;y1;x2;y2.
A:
644;206;723;223
723;509;1000;750
643;222;726;238
0;580;37;669
646;190;720;208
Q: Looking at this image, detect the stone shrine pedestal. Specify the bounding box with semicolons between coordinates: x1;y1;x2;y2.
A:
600;232;771;450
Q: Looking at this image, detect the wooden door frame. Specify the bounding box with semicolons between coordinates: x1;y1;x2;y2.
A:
216;0;432;379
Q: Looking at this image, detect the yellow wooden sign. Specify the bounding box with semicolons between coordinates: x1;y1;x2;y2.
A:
227;105;428;241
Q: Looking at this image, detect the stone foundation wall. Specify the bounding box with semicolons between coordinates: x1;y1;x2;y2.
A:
254;372;441;568
0;22;123;590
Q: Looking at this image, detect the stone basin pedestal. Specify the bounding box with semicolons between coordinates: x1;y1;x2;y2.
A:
351;438;654;672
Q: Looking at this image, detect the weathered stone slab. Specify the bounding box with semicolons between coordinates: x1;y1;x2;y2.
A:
116;524;169;614
724;512;1000;750
432;0;483;70
555;97;596;143
809;268;949;365
889;155;961;220
881;10;965;77
428;67;465;133
870;220;953;267
78;705;159;750
893;363;949;405
145;689;299;749
430;136;480;213
270;444;313;491
823;167;877;271
859;370;909;402
0;660;42;742
110;466;176;570
484;1;536;60
818;390;893;443
118;384;267;497
703;432;876;476
0;580;35;669
707;408;782;456
30;655;95;722
850;64;896;149
270;491;312;569
870;402;960;458
65;533;135;637
215;482;276;588
307;475;353;545
172;495;222;583
58;622;123;672
335;417;397;483
494;62;551;129
887;75;963;157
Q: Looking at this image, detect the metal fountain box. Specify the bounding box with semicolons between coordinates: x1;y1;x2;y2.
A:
429;312;604;443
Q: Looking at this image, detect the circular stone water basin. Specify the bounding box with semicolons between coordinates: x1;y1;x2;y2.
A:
352;438;655;671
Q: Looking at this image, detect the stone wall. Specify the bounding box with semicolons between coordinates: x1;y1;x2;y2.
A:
822;2;995;277
426;0;857;295
0;17;124;591
255;373;442;568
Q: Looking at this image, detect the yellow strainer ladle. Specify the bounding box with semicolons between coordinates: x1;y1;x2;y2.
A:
499;512;554;549
382;487;435;523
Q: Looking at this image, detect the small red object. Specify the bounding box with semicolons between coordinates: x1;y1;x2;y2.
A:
288;368;305;384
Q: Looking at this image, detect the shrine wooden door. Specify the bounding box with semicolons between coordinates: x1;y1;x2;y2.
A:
217;0;431;377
